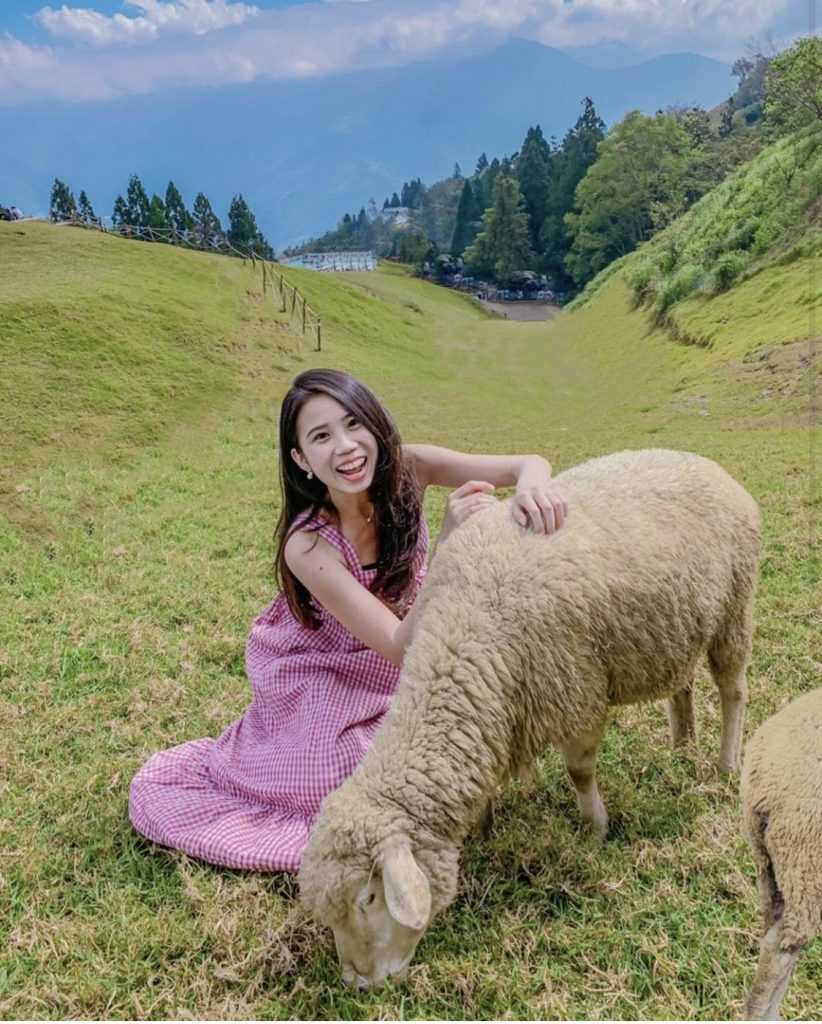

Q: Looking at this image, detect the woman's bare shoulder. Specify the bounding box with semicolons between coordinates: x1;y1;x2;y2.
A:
284;524;344;571
401;443;430;491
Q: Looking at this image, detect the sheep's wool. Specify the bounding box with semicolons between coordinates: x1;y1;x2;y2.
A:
742;689;822;949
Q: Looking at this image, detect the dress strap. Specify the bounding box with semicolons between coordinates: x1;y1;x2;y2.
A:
291;508;359;569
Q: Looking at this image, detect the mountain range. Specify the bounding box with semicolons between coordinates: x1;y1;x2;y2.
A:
0;39;734;248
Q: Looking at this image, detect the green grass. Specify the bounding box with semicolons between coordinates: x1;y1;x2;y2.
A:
1;221;819;1019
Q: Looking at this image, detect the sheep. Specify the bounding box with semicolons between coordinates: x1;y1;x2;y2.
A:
297;448;761;989
741;689;822;1020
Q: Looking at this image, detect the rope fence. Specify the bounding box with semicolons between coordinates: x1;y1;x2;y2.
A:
62;217;323;352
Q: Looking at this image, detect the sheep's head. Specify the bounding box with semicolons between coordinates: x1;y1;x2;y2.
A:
298;785;459;989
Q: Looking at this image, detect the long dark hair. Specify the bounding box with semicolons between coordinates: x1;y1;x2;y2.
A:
273;369;422;629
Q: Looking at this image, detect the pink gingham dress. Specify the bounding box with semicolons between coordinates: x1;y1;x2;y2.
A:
129;508;429;872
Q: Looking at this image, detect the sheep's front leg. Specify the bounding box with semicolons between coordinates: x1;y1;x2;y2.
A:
559;720;608;841
743;920;802;1021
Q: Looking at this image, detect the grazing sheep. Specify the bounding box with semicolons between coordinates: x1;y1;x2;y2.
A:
741;689;822;1020
298;448;761;989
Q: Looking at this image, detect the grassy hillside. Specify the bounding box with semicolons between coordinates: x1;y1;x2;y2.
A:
0;222;295;482
1;220;819;1020
572;127;822;336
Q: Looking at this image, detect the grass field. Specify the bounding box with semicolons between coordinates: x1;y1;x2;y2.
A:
1;221;819;1019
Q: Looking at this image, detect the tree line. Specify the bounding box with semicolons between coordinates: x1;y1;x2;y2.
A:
293;36;820;295
49;176;273;259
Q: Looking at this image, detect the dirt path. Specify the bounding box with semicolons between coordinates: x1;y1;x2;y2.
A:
478;299;561;321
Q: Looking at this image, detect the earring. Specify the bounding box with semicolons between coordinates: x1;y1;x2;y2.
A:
306;469;313;480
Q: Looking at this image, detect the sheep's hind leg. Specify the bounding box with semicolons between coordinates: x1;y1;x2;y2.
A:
708;613;751;773
559;720;608;841
477;797;495;839
666;683;696;748
743;919;802;1021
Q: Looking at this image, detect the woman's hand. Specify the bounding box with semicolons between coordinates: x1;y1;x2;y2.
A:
510;486;568;535
440;480;498;542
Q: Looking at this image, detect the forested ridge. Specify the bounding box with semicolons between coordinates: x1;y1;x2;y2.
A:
47;174;274;260
290;38;821;298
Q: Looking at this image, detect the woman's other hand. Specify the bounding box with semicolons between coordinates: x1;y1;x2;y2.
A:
440;480;498;542
510;486;568;535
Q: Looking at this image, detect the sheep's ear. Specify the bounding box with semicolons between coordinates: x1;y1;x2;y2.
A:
380;843;431;931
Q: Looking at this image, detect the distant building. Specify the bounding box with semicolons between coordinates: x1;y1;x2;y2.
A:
281;251;377;272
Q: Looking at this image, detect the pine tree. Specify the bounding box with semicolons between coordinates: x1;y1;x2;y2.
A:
450;179;478;256
541;97;605;289
227;194;272;258
192;192;223;247
401;178;425;208
482;157;502;202
111;195;129;227
390;191;401;208
164;181;192;234
49;178;77;222
464;174;534;286
515;124;552;255
147;194;168;232
77;190;97;225
453;162;463;179
475;152;489;175
125;175;150;229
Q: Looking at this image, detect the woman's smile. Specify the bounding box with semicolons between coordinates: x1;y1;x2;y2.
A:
336;455;368;481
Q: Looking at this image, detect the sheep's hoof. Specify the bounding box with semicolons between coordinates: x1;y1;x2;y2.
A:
583;801;609;842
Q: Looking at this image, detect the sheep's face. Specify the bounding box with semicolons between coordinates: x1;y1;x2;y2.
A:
330;846;431;989
300;830;444;989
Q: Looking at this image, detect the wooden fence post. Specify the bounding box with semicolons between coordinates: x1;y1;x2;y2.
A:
290;286;297;316
280;276;287;313
315;321;322;352
262;261;268;296
301;296;306;334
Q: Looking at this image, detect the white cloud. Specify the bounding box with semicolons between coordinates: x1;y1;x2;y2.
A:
0;0;797;105
36;0;260;47
0;32;116;100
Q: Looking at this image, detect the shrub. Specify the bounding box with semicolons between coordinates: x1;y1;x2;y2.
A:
654;263;703;319
723;217;758;253
627;260;655;306
658;240;680;275
752;219;778;254
709;251;747;293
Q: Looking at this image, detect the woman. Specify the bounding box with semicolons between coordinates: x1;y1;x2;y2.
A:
129;368;567;872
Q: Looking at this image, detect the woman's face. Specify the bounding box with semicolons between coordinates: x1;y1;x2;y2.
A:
292;394;379;495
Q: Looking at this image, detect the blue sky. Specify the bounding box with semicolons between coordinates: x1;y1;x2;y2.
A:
0;0;812;106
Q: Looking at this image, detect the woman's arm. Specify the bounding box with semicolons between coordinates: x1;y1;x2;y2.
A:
285;531;417;668
404;443;567;535
404;443;550;490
